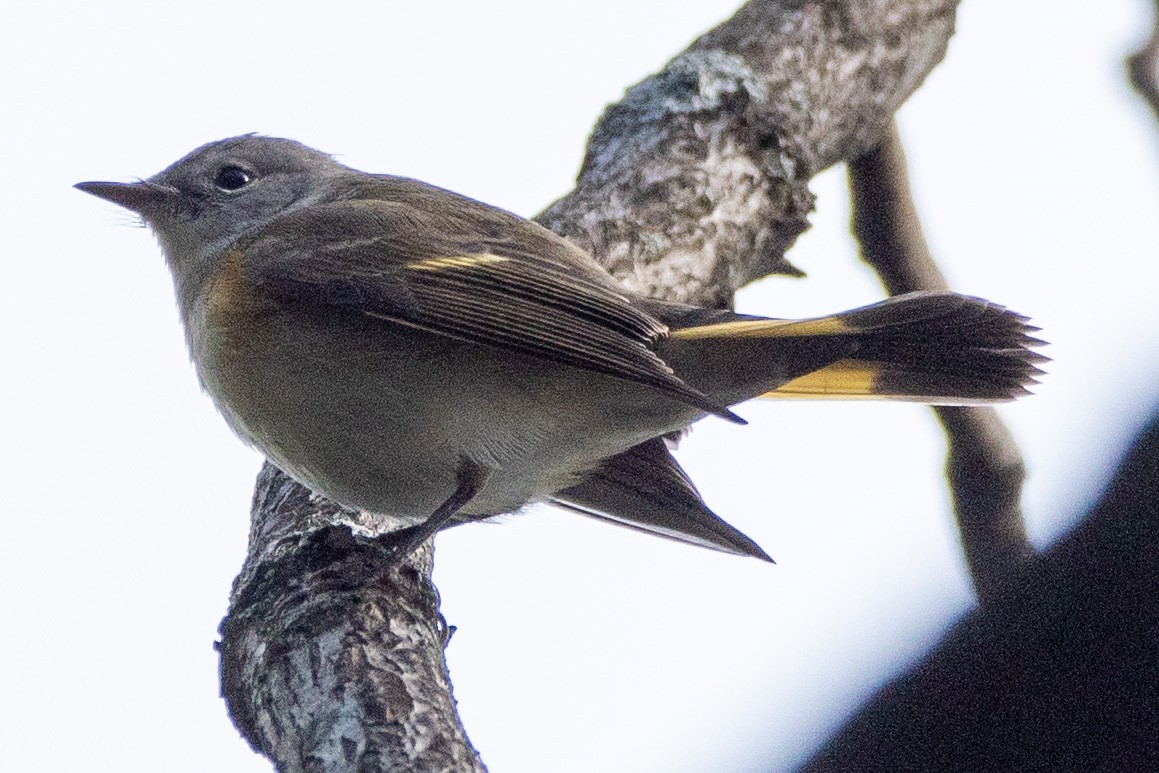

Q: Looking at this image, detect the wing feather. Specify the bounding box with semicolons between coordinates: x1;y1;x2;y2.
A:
239;197;739;422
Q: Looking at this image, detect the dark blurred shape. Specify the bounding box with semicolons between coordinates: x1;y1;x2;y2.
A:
799;409;1159;773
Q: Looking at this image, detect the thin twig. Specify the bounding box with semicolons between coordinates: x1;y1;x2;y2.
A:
1128;1;1159;127
848;121;1033;603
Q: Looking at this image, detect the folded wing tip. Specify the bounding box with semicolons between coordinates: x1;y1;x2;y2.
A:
748;544;776;564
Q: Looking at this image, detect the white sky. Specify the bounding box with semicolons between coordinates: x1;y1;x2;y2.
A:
4;2;1158;772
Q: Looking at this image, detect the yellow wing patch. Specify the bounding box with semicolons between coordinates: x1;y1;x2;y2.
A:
406;253;511;271
760;359;881;399
670;315;852;340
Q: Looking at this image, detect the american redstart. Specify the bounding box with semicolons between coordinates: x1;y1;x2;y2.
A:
76;135;1044;561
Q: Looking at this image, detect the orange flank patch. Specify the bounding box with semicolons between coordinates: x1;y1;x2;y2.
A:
205;249;277;324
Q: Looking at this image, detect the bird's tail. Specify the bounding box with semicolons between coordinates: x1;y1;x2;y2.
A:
654;291;1047;408
552;437;772;561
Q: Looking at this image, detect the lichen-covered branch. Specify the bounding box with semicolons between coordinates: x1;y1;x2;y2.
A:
847;121;1033;602
540;0;958;305
217;2;962;770
219;465;486;773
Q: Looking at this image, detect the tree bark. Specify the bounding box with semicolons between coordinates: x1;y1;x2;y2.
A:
217;1;962;770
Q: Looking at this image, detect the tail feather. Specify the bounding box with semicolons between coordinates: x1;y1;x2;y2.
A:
656;291;1046;406
552;291;1043;561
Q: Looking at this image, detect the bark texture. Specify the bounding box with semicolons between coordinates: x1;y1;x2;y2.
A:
541;0;958;305
219;466;485;773
217;1;962;770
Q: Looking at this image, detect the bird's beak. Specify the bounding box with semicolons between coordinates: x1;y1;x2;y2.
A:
74;180;179;215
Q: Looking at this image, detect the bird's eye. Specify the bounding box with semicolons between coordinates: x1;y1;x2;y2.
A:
213;165;253;192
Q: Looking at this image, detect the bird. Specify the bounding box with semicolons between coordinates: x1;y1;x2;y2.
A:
76;135;1045;562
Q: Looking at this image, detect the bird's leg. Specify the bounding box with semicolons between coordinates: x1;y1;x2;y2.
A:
382;457;490;559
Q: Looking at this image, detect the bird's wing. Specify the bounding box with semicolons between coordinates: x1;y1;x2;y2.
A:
240;198;739;421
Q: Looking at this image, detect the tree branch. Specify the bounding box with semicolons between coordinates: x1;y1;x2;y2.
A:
1128;0;1159;127
217;2;963;770
219;466;486;773
541;0;958;303
847;121;1033;603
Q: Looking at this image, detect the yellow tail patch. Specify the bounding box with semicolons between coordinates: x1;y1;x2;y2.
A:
760;359;881;399
670;315;852;340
